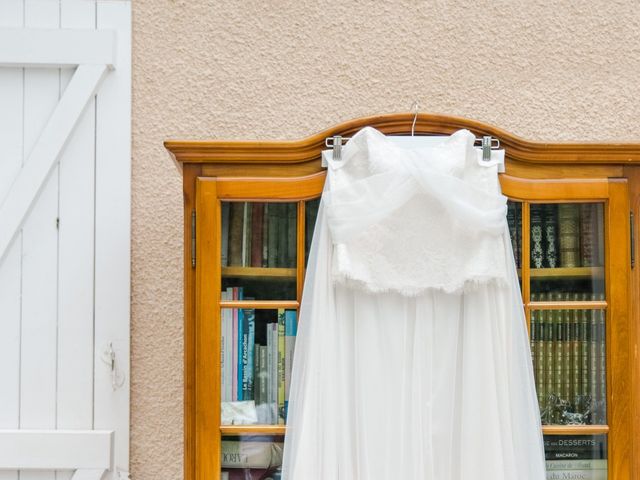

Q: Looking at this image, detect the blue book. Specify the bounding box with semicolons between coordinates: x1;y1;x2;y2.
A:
237;308;244;401
242;308;255;399
236;287;244;401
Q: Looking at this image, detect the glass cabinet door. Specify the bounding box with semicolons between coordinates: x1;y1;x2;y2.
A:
501;179;630;480
196;174;630;480
215;194;321;478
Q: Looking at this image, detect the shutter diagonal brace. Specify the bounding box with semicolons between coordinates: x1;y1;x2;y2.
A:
0;63;109;262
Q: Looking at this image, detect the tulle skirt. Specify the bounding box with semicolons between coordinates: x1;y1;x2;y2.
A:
281;200;546;479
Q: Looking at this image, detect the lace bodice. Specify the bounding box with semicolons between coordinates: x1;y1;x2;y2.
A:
323;126;510;296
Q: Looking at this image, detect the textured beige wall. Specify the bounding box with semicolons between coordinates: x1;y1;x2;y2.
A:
131;1;640;478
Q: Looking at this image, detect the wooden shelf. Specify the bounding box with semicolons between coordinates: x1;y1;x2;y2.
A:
542;424;609;435
220;425;286;436
530;266;604;280
222;266;296;280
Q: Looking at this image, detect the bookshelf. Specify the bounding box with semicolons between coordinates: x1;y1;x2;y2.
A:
166;113;640;480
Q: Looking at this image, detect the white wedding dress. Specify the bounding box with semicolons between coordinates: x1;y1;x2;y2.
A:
281;127;546;479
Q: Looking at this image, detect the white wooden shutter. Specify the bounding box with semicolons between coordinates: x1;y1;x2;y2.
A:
0;2;131;479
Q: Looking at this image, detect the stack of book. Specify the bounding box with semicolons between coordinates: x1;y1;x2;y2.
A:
528;204;604;269
221;437;283;480
530;293;606;425
222;202;297;268
545;436;607;480
221;287;298;425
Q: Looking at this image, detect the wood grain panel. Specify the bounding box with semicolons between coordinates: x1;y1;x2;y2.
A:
195;178;221;480
606;180;632;479
166;112;640;166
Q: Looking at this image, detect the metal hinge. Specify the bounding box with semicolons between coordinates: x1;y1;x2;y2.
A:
191;210;196;268
631;211;635;269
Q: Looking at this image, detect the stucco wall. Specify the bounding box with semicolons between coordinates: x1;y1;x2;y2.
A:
131;1;640;478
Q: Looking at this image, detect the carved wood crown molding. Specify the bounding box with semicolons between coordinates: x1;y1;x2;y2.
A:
164;113;640;166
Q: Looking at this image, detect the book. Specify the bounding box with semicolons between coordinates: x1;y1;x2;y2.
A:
284;310;297;422
251;203;264;267
546;458;607;480
535;294;546;410
267;204;279;268
588;304;598;424
552;301;563;422
221;202;230;267
597;294;606;424
242;203;252;267
238;308;245;401
286;204;297;266
579;295;590;416
595;204;605;265
570;296;581;409
266;323;275;424
544;435;607;460
531;205;545;268
580;204;597;267
543;204;559;268
277;309;286;425
262;204;269;267
558;204;580;268
228;203;244;266
543;304;554;424
221;439;284;468
561;296;572;405
242;308;256;400
222;469;280;480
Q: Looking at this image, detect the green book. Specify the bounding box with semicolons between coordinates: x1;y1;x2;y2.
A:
553;294;564;422
536;294;547;412
589;296;598;424
579;294;589;409
597;293;607;424
544;299;555;423
571;294;581;409
561;294;572;405
558;204;580;268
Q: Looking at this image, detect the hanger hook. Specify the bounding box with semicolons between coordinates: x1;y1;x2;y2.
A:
410;100;419;136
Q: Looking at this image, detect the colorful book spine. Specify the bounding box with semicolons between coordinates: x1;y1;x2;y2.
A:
589;302;598;423
242;308;255;400
580;204;596;267
580;294;589;413
277;309;286;425
284;310;297;422
238;308;245;401
271;322;278;423
571;295;581;408
267;205;279;268
262;204;269;267
221;290;228;402
597;293;607;424
221;202;230;267
543;204;558;268
286;204;297;266
535;294;546;410
558;204;580;268
561;295;572;405
596;203;605;265
228;203;244;266
250;204;264;267
544;304;554;423
553;301;563;422
530;205;544;268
